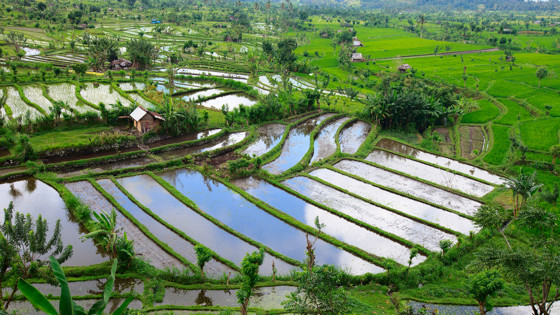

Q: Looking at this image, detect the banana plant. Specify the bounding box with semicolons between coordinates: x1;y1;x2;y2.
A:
14;257;133;315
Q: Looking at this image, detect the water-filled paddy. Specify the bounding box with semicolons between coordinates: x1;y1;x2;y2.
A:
128;93;155;109
283;176;458;252
118;82;146;91
366;150;495;197
116;174;293;275
80;83;131;107
310;117;350;163
263;114;334;175
157;131;247;160
22;84;52;113
242;123;286;157
377;139;505;185
199;93;256;110
309;169;477;235
0;178;105;266
339;121;371;154
98;179;234;277
157;286;295;309
159;168;382;275
235;177;422;267
3;86;42;119
46;83;92;114
30;278;143;297
180;88;228;101
147;129;221;148
333;160;482;215
65;181;183;269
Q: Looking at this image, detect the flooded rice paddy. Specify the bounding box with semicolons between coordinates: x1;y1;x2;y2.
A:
128;93;156;109
333;160;482;216
377;139;505;185
156;286;295;309
97;179;234;277
234;177;419;267
309;169;477;235
0;178;105;266
283;176;458;252
22;84;52;113
29;278;143;297
339;121;371;154
310;117;350;164
80;83;131;107
46;83;93;114
199;93;256;110
118;82;146;91
65;181;183;269
157;131;247;160
159;168;382;275
147;128;221;148
116;174;294;275
263;114;334;175
366;150;495;197
180;88;228;101
3;86;42;119
242;123;286;157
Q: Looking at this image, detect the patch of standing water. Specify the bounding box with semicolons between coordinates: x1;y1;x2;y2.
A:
118;82;146;91
310;117;350;163
30;278;144;297
97;179;234;277
148;129;221;148
377;139;505;185
334;160;482;216
157;131;248;160
180;88;228;101
339;121;371;154
175;68;249;80
128;93;156;109
47;83;93;114
283;176;458;252
65;181;183;270
156;286;296;309
0;178;106;266
242;124;286;157
309;169;477;235
116;174;293;276
366;150;495;198
234;177;415;267
408;301;560;315
23;47;41;56
80;83;131;107
160;169;381;275
263;114;335;175
21;84;52;113
199;93;256;110
2;86;42;119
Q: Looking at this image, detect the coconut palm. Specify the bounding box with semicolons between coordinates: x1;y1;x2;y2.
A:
504;170;542;216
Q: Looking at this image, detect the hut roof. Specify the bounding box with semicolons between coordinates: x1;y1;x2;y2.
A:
398;64;412;70
130;106;165;122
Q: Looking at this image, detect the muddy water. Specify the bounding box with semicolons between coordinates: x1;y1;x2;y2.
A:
263;114;335;175
334;160;482;216
116;175;293;276
242;124;286;157
97;179;234;277
235;177;419;267
309;169;477;235
366;150;495;198
377;139;504;185
65;181;183;270
283;177;458;252
310;117;350;164
156;286;295;309
147;129;221;148
199;93;256;110
157;131;248;160
340;121;371;154
160;169;381;275
0;178;106;266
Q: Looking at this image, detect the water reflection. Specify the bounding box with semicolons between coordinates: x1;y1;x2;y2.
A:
340;121;371;154
242;124;286;157
264;114;335;175
235;177;415;267
0;178;106;266
310;117;350;163
160;169;383;275
157;132;247;160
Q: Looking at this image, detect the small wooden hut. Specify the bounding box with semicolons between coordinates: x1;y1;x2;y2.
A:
130;106;165;133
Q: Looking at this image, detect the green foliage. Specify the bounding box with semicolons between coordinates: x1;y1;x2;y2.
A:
127;38;154;70
282;265;351;315
17;258;133;315
194;244;212;278
465;270;504;314
439;240;453;255
474;204;512;248
505;170;542;216
236;248;264;315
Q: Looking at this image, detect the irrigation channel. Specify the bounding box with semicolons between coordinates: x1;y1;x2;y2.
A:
0;99;506;311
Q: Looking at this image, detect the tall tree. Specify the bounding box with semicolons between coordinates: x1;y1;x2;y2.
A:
465;270;504;315
6;32;27;55
127;38;155;69
536;67;549;88
236;249;264;315
504;171;542;217
194;244;212;279
71;63;88;83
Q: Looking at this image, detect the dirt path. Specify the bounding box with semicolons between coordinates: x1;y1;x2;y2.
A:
372;48;500;61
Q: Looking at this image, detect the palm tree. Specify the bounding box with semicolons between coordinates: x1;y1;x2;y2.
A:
504;171;542;216
418;14;425;38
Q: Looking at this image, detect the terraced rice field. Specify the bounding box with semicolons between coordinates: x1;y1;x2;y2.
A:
80;83;131;107
2;86;42;119
22;84;52;113
46;83;95;114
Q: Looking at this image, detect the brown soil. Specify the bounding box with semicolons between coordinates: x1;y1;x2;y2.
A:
459;126;485;160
